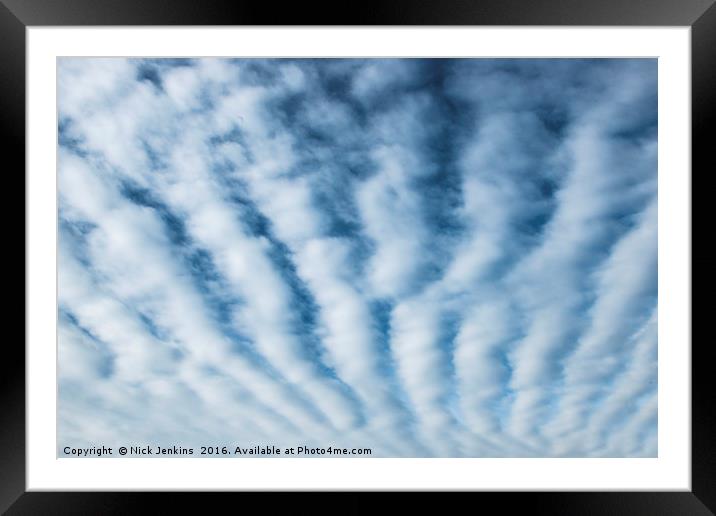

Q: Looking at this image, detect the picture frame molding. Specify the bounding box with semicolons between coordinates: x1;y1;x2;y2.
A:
3;1;710;513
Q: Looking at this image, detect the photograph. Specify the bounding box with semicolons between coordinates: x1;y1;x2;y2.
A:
57;57;658;459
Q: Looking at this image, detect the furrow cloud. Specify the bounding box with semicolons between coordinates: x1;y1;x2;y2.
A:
58;58;659;457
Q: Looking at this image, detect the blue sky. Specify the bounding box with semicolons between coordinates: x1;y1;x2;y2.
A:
57;58;657;457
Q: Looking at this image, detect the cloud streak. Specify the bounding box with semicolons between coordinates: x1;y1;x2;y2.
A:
58;58;658;457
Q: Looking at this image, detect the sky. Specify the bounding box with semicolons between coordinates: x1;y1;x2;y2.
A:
57;58;657;457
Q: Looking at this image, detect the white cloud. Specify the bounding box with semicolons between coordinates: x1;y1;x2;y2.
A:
57;58;658;457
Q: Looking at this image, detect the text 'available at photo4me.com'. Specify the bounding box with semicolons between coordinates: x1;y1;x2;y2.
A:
61;444;373;457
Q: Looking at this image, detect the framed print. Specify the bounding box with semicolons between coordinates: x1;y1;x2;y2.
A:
4;0;712;513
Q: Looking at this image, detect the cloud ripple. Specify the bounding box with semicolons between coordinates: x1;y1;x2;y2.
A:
58;58;657;457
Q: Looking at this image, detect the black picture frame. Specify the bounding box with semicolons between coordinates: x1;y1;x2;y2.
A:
3;0;711;513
